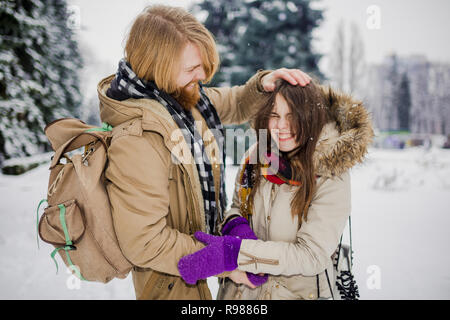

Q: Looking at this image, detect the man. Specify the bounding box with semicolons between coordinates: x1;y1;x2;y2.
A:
97;5;311;300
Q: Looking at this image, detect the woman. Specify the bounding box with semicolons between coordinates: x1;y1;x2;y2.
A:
178;79;374;300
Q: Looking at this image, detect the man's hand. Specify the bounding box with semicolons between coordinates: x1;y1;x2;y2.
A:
178;232;242;284
261;68;312;92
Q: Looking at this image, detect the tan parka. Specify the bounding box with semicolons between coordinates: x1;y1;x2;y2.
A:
218;87;374;300
97;70;271;300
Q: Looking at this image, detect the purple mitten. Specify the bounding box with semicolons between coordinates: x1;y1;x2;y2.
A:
178;231;242;285
221;216;258;240
247;272;269;286
222;217;268;287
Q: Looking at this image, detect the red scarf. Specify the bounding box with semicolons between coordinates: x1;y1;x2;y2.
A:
238;151;301;219
260;152;302;186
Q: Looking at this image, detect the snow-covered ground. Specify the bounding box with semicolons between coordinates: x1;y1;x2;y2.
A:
1;147;449;299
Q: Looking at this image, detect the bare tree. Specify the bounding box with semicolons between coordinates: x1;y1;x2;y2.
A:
328;20;365;96
428;63;450;134
348;22;366;95
329;20;346;91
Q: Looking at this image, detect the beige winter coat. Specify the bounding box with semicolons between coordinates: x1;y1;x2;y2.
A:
218;87;374;300
97;70;270;300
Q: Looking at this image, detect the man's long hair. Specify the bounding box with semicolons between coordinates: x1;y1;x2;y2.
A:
124;5;219;94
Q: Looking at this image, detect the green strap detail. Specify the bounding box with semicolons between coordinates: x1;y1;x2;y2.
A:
84;122;113;132
51;246;63;274
36;199;48;249
50;246;87;281
39;201;89;280
63;248;87;281
58;204;72;246
50;204;87;281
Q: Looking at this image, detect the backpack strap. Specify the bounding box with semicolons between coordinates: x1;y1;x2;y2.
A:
323;215;352;300
84;122;113;133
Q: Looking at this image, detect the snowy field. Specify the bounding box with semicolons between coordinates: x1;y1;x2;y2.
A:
1;147;449;300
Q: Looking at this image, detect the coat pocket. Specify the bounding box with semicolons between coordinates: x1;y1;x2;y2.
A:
38;199;85;246
138;271;182;300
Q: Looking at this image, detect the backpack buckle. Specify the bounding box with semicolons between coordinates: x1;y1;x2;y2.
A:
82;143;96;166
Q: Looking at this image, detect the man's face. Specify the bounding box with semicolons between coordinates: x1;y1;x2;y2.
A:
173;42;206;110
176;42;206;90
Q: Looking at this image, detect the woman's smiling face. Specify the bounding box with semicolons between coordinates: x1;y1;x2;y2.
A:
268;93;299;152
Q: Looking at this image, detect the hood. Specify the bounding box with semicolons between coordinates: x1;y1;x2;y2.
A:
98;75;156;127
312;86;374;178
98;74;143;127
97;74;180;136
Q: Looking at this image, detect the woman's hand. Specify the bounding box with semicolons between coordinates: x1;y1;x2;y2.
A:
228;269;257;289
261;68;312;92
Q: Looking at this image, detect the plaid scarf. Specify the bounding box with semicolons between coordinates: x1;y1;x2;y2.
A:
107;59;226;234
238;147;301;219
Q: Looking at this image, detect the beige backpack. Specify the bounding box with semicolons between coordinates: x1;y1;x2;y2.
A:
36;118;132;283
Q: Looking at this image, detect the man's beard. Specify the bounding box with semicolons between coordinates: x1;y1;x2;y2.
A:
173;82;201;111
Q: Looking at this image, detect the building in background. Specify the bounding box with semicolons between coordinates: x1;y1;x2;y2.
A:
364;54;450;136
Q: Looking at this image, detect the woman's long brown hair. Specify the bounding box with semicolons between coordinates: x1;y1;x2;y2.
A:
250;79;331;225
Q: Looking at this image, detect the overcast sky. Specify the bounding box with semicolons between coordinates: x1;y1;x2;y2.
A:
68;0;450;94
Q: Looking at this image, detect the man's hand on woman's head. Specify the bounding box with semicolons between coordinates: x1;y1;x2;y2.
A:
261;68;312;92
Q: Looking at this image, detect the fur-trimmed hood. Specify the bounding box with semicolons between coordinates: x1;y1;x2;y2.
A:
312;86;374;178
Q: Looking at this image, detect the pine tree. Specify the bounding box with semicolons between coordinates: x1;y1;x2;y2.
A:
397;72;411;131
0;0;82;163
191;0;324;86
383;54;401;131
41;0;83;119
